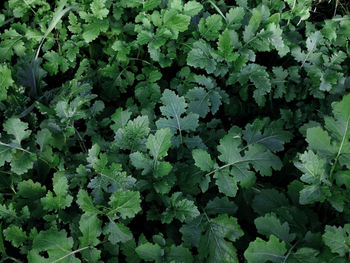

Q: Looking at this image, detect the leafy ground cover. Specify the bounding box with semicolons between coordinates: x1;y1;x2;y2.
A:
0;0;350;262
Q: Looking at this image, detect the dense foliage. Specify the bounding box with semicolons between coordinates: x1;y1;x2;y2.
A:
0;0;350;262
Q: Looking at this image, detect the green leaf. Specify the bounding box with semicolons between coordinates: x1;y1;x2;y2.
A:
254;213;296;243
87;157;136;200
284;0;312;22
0;144;12;167
68;12;82;34
198;214;243;262
294;150;332;205
183;1;203;16
17;179;46;199
81;247;101;262
110;108;132;131
292;31;322;66
146;128;172;160
83;20;109;43
105;222;133;244
252;189;289;215
11;151;37;175
0;29;25;60
167;245;193;263
186;77;226;117
136;242;163;261
114;115;150;151
218;29;236;61
108;190;141;219
121;239;140;263
187;40;217;74
154;161;173;178
205;196;238;216
169;0;183;11
264;13;280;26
41;172;73;211
243;11;262;42
322;224;350;256
35;0;73;59
0;223;6;257
243;119;292;152
186;87;210;118
290;247;320;263
0;203;18;223
193;149;215;172
77;189;100;214
131;128;173;178
214;169;238;197
90;0;109;20
217;134;242;164
210;214;244;242
299;94;350;207
245;144;283;176
326;94;350;165
35;128;53;152
79;212;102;246
0;65;14;101
30;229;78;262
130;151;153;175
295;150;328;185
238;64;271;106
198;14;223;41
144;0;161;11
321;20;337;41
299;184;327;205
156;89;199;141
162;192;200;223
3;118;31;145
214;134;282;189
226;7;245;27
244;235;287;263
163;10;190;33
306;127;335;156
3;225;27;247
43;51;69;75
180;217;202;247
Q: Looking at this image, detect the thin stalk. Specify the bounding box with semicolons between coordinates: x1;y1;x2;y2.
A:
4;257;23;263
202;210;223;255
282;241;298;263
22;0;36;14
51;246;90;263
329;114;350;181
207;0;227;23
35;1;73;59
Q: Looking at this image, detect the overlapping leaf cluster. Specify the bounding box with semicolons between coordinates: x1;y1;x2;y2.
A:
0;0;350;262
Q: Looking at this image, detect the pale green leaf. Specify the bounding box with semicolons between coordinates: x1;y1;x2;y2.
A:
77;189;100;214
243;11;262;42
183;1;203;16
322;224;350;257
79;212;102;246
0;65;13;101
254;213;296;243
105;222;133;244
163;10;190;33
3;118;31;145
3;225;27;247
136;242;163;261
198;14;223;41
146;128;172;160
108;190;141;219
193;149;215;172
244;235;287;263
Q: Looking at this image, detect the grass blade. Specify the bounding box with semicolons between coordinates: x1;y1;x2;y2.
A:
35;0;73;59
